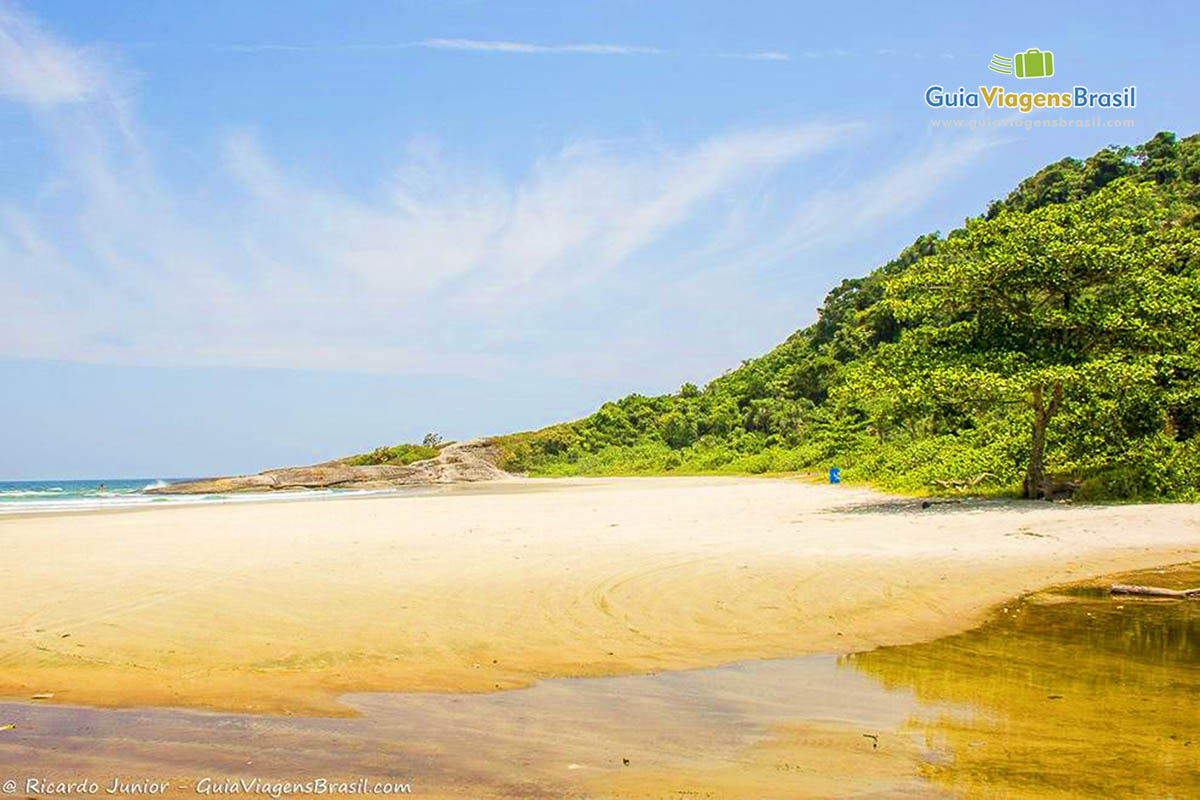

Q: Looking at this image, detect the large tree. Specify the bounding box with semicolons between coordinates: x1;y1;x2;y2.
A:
841;178;1200;498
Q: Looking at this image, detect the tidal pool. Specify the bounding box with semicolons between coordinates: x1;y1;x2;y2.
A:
845;561;1199;800
0;564;1195;798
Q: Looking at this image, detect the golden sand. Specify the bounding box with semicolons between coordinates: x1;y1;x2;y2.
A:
0;477;1196;715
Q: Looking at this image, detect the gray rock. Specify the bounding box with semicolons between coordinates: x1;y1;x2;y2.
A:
146;439;509;495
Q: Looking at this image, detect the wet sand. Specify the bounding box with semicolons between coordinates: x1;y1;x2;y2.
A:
1;563;1194;799
0;655;943;799
0;477;1197;716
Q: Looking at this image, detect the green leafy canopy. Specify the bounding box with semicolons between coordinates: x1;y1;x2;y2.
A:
494;132;1200;501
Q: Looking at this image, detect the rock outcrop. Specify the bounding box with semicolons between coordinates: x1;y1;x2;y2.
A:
146;439;510;495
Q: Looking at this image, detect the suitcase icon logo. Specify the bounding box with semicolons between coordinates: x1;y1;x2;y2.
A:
988;49;1055;79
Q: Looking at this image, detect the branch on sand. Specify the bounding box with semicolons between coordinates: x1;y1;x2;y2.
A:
931;472;996;491
1110;583;1200;599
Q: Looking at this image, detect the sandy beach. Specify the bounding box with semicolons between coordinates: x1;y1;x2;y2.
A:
0;477;1197;716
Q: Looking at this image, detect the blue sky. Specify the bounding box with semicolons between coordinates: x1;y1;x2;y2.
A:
1;0;1197;479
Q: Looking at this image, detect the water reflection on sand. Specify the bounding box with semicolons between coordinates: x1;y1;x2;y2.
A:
0;655;949;797
849;562;1199;799
0;564;1195;799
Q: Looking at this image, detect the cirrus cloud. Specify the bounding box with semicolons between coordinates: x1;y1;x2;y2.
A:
0;2;996;385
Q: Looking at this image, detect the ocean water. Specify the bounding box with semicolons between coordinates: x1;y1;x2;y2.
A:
0;478;390;514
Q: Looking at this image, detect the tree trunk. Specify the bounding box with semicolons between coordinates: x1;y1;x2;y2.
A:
1023;391;1048;499
1023;382;1063;500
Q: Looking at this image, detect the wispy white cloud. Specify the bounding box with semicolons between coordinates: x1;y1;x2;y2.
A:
416;38;661;55
0;1;99;104
696;131;1008;297
205;37;663;57
722;50;791;61
0;4;994;383
219;43;312;53
158;37;935;66
876;47;956;60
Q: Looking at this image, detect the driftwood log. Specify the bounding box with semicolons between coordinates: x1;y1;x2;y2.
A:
930;472;1081;501
931;472;996;490
1110;583;1200;599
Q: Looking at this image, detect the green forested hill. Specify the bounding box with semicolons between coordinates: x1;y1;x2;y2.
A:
493;132;1200;500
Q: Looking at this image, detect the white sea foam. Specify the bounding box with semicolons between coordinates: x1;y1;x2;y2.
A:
0;485;416;514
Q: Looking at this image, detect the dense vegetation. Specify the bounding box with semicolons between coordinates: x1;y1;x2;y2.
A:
345;443;441;466
493;132;1200;500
